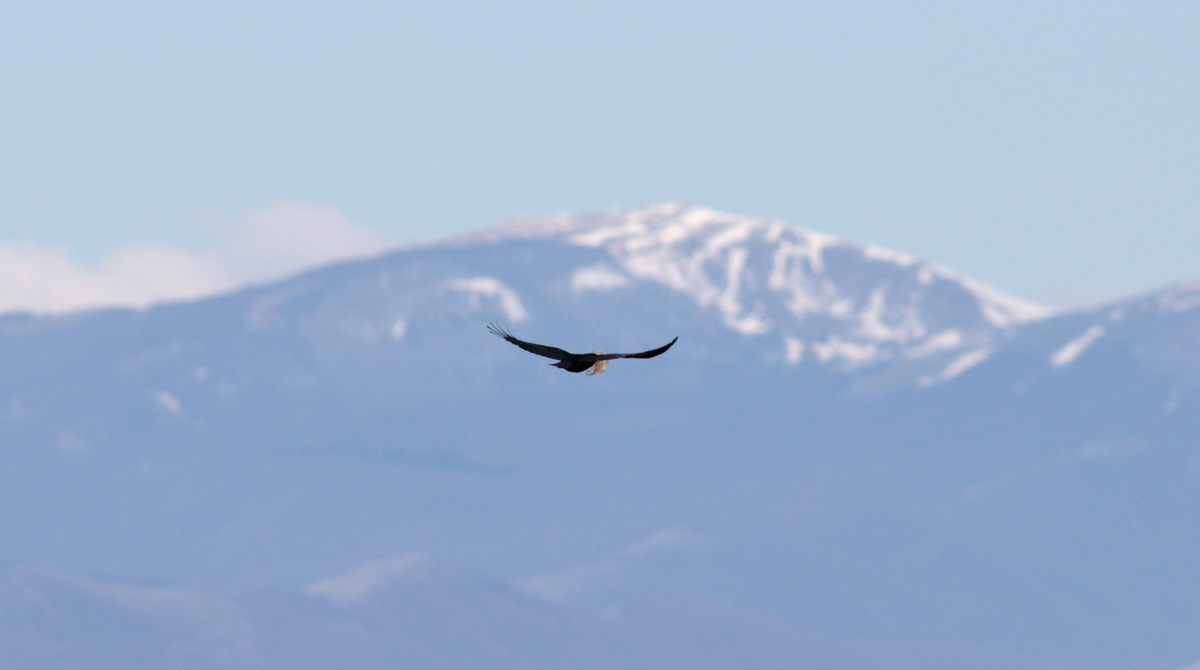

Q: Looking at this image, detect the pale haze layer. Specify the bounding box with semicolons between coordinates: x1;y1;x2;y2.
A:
1;2;1198;309
0;204;387;314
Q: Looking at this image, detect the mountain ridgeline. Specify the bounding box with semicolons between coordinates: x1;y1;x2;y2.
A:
2;205;1198;670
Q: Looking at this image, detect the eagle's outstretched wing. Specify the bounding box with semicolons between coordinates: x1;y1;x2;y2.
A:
487;323;573;361
583;337;678;362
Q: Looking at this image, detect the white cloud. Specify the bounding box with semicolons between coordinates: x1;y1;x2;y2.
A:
0;243;222;315
0;204;389;316
215;204;387;284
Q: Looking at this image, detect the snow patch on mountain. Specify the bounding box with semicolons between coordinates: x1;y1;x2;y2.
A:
939;346;995;380
1051;324;1106;367
0;566;252;651
937;269;1053;327
862;245;918;267
906;329;965;358
626;528;706;556
571;264;630;292
784;336;805;364
856;289;925;342
448;277;528;322
53;569;238;620
516;528;705;603
55;431;92;457
305;553;431;606
917;345;996;387
1156;280;1200;313
814;337;880;368
390;318;408;340
153;391;183;415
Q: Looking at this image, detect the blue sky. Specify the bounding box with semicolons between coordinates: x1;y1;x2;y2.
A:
2;1;1197;312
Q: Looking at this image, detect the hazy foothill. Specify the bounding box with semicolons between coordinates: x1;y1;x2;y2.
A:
1;206;1198;669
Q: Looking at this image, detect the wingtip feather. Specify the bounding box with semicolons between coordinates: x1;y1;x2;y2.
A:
487;322;511;339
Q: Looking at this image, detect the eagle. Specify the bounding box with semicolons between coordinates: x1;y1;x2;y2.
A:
487;323;677;375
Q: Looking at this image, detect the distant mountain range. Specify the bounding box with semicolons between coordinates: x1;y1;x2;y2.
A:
1;205;1198;670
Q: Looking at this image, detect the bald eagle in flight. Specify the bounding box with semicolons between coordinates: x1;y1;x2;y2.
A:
487;323;677;375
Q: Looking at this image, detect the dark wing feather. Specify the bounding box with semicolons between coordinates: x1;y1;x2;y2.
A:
487;323;573;361
585;337;678;362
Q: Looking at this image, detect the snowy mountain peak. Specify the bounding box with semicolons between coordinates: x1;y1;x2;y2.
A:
473;204;1050;380
1154;278;1200;314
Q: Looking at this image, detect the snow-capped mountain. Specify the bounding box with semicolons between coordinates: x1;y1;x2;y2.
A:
461;204;1048;383
1;205;1198;670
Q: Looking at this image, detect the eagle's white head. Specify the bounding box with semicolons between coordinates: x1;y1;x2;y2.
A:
585;351;608;376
